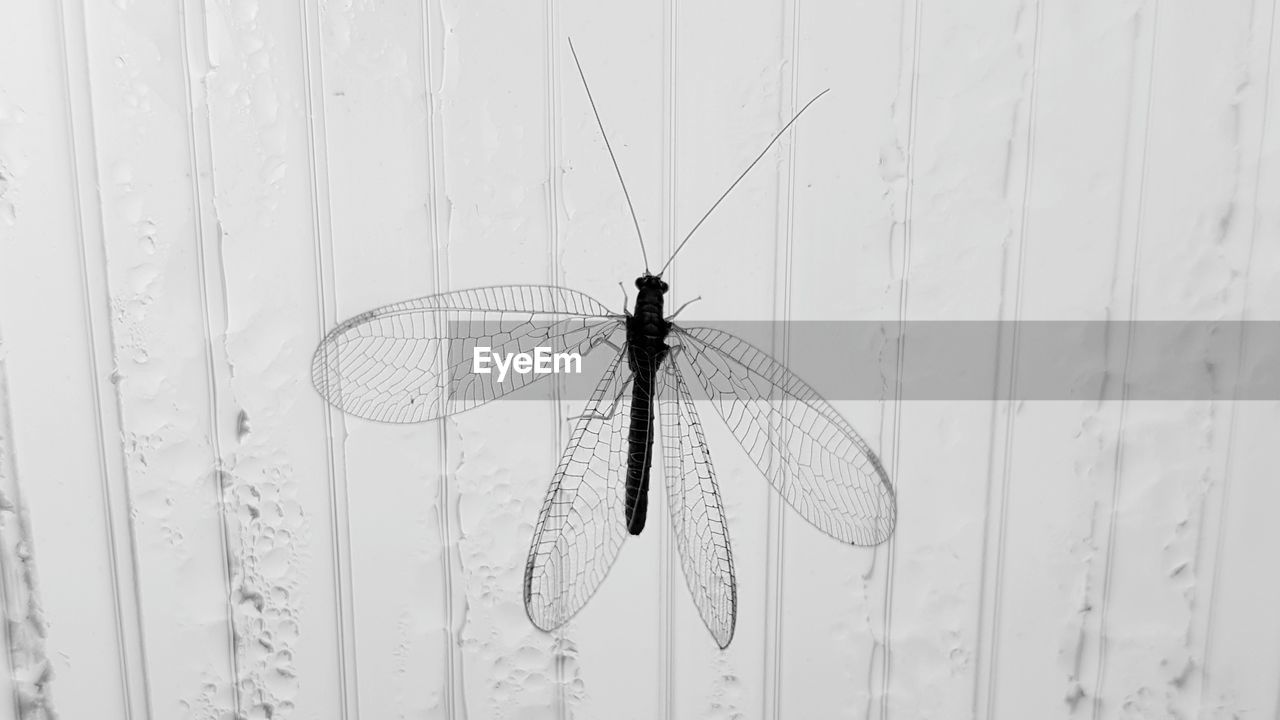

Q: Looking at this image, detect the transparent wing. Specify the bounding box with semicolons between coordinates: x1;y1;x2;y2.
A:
659;359;737;648
673;326;896;546
524;345;631;631
312;285;623;422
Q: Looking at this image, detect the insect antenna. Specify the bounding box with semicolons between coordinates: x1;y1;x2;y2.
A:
657;89;830;277
567;38;650;273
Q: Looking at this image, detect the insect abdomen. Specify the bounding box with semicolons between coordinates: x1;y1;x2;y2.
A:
625;352;662;535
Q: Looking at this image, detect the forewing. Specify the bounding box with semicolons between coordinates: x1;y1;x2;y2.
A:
524;346;631;631
312;285;622;422
659;360;737;648
673;326;896;546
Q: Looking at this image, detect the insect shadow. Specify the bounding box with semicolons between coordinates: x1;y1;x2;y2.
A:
312;39;896;649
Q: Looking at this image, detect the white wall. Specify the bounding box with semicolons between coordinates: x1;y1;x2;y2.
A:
1;0;1278;719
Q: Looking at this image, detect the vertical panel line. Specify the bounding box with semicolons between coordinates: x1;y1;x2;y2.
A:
175;0;244;714
0;335;27;720
421;2;464;717
1090;4;1161;718
973;2;1042;717
56;0;153;716
878;0;923;716
659;33;675;708
542;3;570;719
763;1;802;717
660;7;679;718
298;0;360;717
1197;1;1277;713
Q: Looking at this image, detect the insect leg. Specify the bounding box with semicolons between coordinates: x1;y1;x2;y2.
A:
590;334;625;355
618;281;631;316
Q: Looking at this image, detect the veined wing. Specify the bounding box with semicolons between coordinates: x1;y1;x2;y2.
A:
312;285;622;423
672;326;896;546
659;358;737;648
524;345;631;631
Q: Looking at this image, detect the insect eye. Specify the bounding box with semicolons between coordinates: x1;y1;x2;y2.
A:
635;278;645;289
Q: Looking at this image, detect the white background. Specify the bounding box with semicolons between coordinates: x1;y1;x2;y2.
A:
1;0;1278;718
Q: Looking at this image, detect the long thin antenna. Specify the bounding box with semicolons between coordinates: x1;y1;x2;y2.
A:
567;38;650;273
657;89;829;276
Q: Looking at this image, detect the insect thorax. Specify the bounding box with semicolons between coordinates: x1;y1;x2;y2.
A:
628;275;670;349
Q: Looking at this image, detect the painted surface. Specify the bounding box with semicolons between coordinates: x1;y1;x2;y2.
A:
0;0;1278;718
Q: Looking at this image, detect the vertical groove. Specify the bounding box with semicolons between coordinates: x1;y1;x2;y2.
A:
542;3;569;718
763;1;802;718
1197;0;1276;712
55;0;153;716
421;2;464;717
298;1;360;717
878;0;923;716
659;444;675;720
659;397;675;720
0;332;27;720
175;0;243;714
659;21;676;700
660;382;675;720
660;7;679;719
1090;4;1161;718
973;2;1042;717
662;9;678;299
433;277;459;720
0;335;58;720
662;2;678;276
661;236;674;720
659;8;676;695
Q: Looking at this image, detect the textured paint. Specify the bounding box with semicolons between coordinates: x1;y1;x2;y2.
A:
1;0;1279;719
0;335;55;720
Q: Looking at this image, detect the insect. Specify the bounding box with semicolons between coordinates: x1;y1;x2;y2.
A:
312;40;896;649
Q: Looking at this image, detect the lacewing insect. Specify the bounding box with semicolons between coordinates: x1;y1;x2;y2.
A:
312;40;896;649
